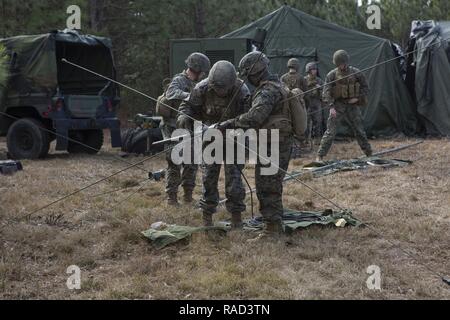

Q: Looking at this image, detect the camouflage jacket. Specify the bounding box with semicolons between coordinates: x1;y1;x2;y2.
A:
304;74;323;101
162;71;195;127
179;79;251;126
166;71;195;106
234;75;290;135
322;66;369;106
280;71;307;91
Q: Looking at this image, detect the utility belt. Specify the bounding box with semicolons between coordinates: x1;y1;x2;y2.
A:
334;96;368;107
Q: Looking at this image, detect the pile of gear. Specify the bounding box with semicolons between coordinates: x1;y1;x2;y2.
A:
0;160;23;175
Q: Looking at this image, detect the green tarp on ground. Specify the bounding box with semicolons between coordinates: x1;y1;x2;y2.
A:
222;5;418;137
408;21;450;137
142;210;361;249
219;155;413;206
293;157;412;179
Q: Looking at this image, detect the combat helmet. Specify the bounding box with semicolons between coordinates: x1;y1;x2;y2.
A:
305;62;318;73
185;52;211;74
208;60;237;94
333;50;350;66
287;58;301;71
238;51;270;77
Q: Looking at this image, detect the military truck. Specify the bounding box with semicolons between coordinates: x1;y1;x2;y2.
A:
0;30;121;159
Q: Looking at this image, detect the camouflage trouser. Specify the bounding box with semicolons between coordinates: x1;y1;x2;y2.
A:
200;163;246;215
322;105;330;135
317;103;372;157
306;98;323;139
162;124;198;196
256;134;293;223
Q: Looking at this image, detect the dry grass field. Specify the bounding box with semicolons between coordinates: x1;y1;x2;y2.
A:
0;135;449;300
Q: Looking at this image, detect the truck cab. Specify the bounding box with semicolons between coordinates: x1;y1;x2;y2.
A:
0;30;122;159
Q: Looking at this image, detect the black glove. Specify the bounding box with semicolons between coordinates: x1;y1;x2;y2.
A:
216;119;236;131
177;115;193;130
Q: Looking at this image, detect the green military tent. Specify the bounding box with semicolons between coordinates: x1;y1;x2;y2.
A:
406;20;450;137
223;5;418;137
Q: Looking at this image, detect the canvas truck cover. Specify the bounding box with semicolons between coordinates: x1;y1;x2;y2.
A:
0;30;113;95
223;6;418;137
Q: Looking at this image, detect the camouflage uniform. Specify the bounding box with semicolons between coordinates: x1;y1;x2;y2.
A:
281;60;307;154
280;70;307;92
317;66;373;157
179;77;250;216
304;73;324;138
233;74;293;224
162;71;198;199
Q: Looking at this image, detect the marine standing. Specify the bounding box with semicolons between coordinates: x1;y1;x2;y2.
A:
218;52;295;239
317;50;373;161
281;58;307;92
303;62;324;141
159;53;211;205
178;61;250;228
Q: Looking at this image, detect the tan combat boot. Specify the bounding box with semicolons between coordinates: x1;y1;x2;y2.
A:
166;193;179;206
231;212;243;230
202;212;213;227
247;220;283;242
183;189;194;204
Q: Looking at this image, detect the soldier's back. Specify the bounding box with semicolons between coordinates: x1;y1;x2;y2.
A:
281;71;305;91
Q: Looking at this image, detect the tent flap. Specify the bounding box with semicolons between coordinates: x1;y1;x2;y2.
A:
411;21;450;136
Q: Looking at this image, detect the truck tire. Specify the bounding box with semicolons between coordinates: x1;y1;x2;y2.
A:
121;128;163;155
6;118;50;160
68;130;104;154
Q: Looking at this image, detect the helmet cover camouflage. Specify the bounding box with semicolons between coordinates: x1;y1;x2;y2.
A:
287;58;301;71
305;62;318;73
333;50;350;66
185;52;211;73
208;60;237;92
238;51;270;77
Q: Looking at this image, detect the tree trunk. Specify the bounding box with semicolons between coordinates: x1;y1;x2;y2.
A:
194;0;206;38
89;0;104;32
